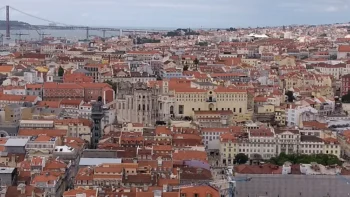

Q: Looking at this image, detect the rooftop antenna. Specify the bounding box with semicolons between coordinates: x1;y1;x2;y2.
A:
0;34;3;46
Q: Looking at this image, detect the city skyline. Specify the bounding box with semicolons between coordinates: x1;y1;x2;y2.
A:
1;0;350;28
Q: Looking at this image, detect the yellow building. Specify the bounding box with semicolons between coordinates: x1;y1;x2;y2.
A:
323;138;341;158
283;72;332;90
54;119;93;143
173;86;248;118
257;104;275;114
312;86;333;98
277;57;296;67
4;104;22;123
274;107;286;126
0;65;14;76
219;132;238;165
241;58;259;67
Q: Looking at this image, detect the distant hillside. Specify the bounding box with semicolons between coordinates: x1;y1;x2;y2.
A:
0;20;31;30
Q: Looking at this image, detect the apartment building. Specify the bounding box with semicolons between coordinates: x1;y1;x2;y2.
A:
0;94;40;109
42;82;114;104
25;135;59;158
341;73;350;96
193;110;234;128
54;119;93;143
286;104;318;127
31;172;65;197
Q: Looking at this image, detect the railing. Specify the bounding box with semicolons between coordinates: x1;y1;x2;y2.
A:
206;98;217;102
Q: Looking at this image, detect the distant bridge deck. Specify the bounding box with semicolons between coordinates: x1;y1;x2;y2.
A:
10;24;169;33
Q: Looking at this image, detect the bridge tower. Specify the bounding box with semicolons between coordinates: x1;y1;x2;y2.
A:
6;5;10;39
86;27;89;40
0;34;3;46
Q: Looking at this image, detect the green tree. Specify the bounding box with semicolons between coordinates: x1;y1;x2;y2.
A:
183;65;189;71
58;66;64;77
342;91;350;103
234;153;249;164
104;80;117;91
285;91;295;102
330;55;337;60
269;153;341;166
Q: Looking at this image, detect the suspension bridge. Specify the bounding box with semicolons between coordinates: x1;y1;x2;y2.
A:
0;5;169;40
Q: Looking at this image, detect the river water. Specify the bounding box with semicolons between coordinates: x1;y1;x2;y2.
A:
0;29;121;41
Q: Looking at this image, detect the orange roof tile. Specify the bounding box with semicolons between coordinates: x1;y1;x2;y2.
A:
31;174;59;185
0;94;38;102
0;65;13;72
63;189;97;197
18;129;67;137
180;186;219;197
338;45;350;52
0;138;8;145
26;84;42;89
153;145;172;151
173;150;207;162
302;121;327;129
60;99;83;106
36;101;61;108
155;126;172;135
54;118;93;127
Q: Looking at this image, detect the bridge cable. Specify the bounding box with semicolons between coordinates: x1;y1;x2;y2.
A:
9;6;76;27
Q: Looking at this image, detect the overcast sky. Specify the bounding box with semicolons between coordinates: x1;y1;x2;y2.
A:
1;0;350;28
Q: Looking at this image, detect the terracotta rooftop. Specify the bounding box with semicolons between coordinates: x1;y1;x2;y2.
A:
173;150;207;162
235;164;282;174
18;129;67;137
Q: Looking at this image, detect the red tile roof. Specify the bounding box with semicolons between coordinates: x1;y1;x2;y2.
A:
338;45;350;52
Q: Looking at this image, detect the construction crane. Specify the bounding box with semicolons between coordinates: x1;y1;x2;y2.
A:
34;29;50;41
12;33;29;43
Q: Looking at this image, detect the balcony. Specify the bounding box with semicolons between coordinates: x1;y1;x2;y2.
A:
206;98;216;102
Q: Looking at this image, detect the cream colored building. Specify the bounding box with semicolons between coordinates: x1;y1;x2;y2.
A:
277;57;296;67
282;73;332;90
323;138;341;158
116;80;248;125
241;58;259;67
239;128;276;160
173;86;248;117
219;133;239;165
54;119;92;143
